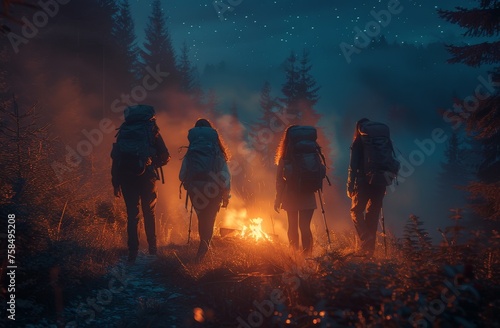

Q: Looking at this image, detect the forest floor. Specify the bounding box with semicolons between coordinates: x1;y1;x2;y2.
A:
12;221;500;327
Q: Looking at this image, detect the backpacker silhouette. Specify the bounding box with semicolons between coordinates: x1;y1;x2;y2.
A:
285;126;328;192
112;105;167;180
358;121;400;186
110;104;170;263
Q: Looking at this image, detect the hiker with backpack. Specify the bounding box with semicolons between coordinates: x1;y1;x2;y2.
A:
347;118;400;257
274;125;328;255
179;118;231;262
111;105;170;263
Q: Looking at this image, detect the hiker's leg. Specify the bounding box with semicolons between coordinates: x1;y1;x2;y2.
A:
350;187;370;247
299;209;314;254
141;177;158;254
196;209;210;260
121;182;140;253
196;199;220;260
287;210;300;250
363;185;386;255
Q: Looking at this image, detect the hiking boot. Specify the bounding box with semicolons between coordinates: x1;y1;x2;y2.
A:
128;250;138;263
149;246;157;256
195;245;208;264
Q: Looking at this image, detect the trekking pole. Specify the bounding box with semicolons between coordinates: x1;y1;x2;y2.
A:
317;190;331;246
159;166;165;184
380;207;387;258
187;203;193;245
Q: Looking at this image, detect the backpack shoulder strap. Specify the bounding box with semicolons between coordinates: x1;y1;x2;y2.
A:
317;144;328;166
114;122;126;138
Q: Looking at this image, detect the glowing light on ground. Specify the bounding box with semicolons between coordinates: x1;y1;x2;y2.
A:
193;307;204;322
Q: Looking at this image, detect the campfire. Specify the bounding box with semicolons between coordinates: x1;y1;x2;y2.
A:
239;218;272;241
220;209;275;242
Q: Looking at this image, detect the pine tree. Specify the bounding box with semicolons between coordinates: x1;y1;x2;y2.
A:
177;41;199;95
0;95;61;209
296;49;321;126
140;0;178;88
439;1;500;221
438;2;500;68
280;51;300;119
112;0;140;86
438;132;469;209
94;0;119;118
402;215;435;279
280;50;322;125
248;81;280;166
442;132;464;180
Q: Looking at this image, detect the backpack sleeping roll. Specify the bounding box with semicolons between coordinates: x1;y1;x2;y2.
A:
112;105;159;176
358;121;400;186
285;126;328;192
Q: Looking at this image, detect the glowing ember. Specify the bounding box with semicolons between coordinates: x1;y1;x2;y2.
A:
239;218;272;242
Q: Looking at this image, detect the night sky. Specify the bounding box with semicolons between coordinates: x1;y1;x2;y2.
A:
130;0;474;68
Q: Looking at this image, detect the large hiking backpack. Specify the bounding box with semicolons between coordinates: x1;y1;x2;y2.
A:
285;126;328;192
358;121;400;186
112;105;159;176
182;127;222;191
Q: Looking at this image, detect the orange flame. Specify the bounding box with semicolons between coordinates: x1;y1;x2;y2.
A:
240;217;272;242
222;208;273;242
